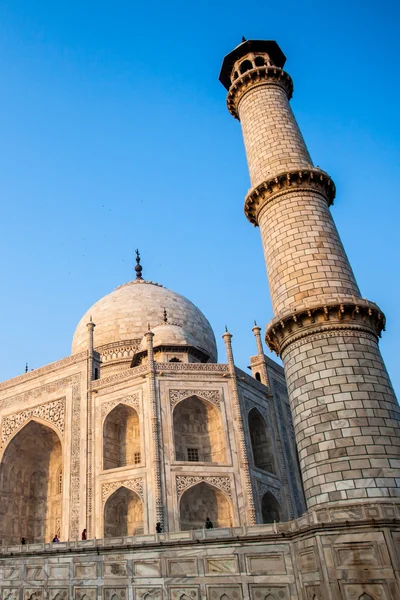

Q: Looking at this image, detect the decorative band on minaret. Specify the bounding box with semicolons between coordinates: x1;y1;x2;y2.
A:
220;40;400;509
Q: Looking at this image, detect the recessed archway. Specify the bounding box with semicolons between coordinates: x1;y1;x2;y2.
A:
248;408;275;473
0;419;62;543
103;404;140;470
179;482;232;530
104;486;143;537
261;491;280;523
173;396;225;463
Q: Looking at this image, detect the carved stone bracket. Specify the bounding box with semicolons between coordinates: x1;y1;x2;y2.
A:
101;393;140;419
245;168;335;225
1;397;66;450
169;389;221;410
227;66;293;118
266;298;385;356
102;477;144;504
176;475;232;499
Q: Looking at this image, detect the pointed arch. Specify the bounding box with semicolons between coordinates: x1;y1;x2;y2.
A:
103;403;140;470
359;594;374;600
104;485;143;537
173;395;225;463
261;491;280;523
179;481;232;530
0;415;64;460
248;408;275;473
0;420;63;544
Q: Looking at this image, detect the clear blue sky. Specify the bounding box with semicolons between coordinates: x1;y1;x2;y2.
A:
0;0;399;394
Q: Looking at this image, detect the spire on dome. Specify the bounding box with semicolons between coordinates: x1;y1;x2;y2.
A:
135;249;143;280
163;308;168;324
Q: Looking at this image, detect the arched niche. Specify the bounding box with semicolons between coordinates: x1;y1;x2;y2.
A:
103;404;140;470
104;486;143;537
261;491;280;523
248;407;275;473
0;419;62;543
173;396;225;463
179;481;232;530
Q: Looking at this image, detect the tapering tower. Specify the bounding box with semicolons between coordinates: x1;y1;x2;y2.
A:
220;40;400;510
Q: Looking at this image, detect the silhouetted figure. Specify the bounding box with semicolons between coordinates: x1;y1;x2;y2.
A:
156;522;162;533
52;535;60;543
82;528;87;540
21;537;26;545
205;517;213;529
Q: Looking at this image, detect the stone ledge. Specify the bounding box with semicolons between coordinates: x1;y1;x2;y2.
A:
265;298;385;355
244;168;335;226
1;501;399;556
226;66;294;119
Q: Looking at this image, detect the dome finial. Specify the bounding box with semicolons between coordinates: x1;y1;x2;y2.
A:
163;307;168;324
135;249;143;280
25;362;28;373
241;36;247;43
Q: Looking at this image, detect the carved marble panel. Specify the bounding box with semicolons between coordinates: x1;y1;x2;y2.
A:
134;588;163;600
74;562;98;579
104;562;128;577
48;563;70;580
25;565;45;580
297;549;318;573
169;588;199;600
167;559;197;576
1;590;19;600
207;586;242;600
303;585;323;600
334;543;380;567
74;589;97;600
0;565;20;580
340;582;391;600
205;557;238;574
23;590;43;600
249;585;289;600
103;589;128;600
246;553;286;575
48;591;69;600
134;561;161;577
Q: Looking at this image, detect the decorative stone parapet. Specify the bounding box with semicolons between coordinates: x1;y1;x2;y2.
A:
0;502;399;555
227;66;293;119
265;298;385;355
244;168;336;225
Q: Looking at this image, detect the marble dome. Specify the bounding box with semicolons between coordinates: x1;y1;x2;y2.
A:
138;323;199;352
72;280;217;362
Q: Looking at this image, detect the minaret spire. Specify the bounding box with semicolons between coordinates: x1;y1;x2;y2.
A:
135;249;143;280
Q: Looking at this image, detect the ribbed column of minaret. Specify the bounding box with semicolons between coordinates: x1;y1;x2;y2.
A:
220;40;400;509
146;329;164;528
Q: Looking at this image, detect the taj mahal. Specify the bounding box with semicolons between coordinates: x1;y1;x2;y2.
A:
0;39;399;600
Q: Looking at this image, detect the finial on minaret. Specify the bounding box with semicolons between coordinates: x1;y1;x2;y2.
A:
25;362;28;373
135;249;143;280
241;36;246;43
163;308;168;324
